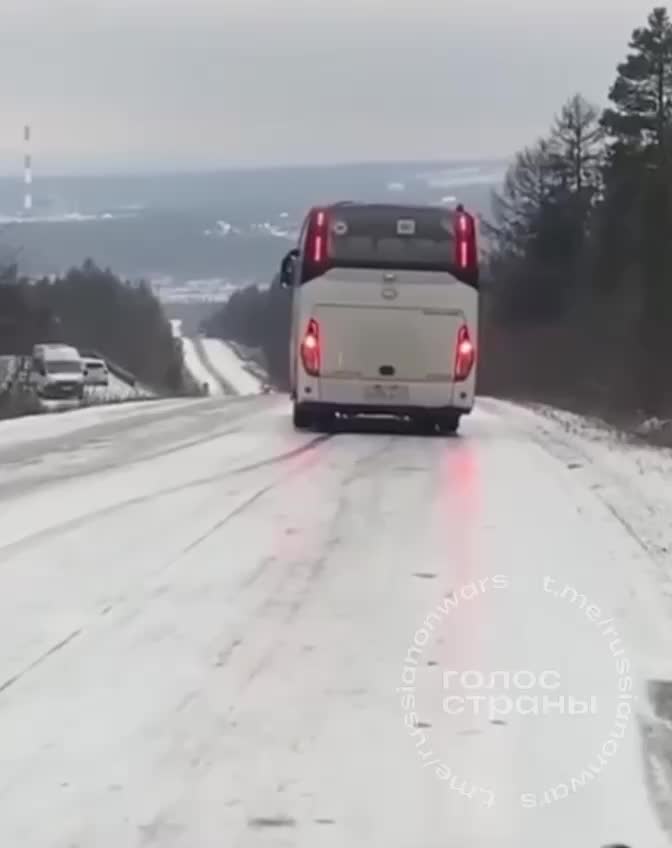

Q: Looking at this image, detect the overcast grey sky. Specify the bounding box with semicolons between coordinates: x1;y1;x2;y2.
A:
0;0;657;174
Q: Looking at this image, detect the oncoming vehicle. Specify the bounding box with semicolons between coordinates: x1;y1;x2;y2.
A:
82;357;110;387
279;201;479;434
31;344;85;400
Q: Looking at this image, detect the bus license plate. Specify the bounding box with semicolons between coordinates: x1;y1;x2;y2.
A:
364;384;408;402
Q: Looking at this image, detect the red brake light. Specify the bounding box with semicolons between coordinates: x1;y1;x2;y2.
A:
454;324;475;381
307;208;329;265
313;234;323;263
300;318;320;376
454;209;477;274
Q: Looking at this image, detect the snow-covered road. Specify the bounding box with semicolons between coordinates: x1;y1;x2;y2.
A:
199;338;263;395
1;397;672;848
181;338;224;396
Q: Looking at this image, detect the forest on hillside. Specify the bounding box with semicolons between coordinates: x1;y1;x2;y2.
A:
0;259;187;393
480;6;672;419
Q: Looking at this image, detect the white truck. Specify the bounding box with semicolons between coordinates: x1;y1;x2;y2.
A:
31;344;85;400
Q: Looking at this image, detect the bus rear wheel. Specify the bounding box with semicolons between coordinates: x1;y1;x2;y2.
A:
437;412;461;434
293;403;334;432
293;403;312;430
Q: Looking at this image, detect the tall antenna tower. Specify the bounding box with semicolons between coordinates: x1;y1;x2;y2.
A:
23;125;32;215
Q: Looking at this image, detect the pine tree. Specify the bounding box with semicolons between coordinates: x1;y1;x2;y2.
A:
602;6;672;163
550;94;604;202
599;7;672;411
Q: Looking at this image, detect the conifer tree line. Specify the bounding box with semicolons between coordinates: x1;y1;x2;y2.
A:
0;260;187;394
482;6;672;417
202;272;292;390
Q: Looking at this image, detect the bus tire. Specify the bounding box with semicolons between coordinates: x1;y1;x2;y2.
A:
312;410;334;433
438;412;461;435
414;414;438;436
292;403;312;430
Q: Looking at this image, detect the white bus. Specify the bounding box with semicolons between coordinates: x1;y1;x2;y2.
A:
279;201;479;434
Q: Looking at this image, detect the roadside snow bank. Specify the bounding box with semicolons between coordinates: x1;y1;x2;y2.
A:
481;398;672;662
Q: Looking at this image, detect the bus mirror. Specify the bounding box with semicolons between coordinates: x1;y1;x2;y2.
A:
280;249;299;288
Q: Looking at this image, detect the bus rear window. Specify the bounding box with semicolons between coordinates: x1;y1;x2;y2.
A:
327;205;457;273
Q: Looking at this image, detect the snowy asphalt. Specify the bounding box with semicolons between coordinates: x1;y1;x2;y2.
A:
0;394;671;847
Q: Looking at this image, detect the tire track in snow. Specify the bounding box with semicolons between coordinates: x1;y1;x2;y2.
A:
0;421;243;504
0;394;276;504
218;435;398;697
0;433;334;560
0;628;82;696
0;395;263;468
0;435;339;700
174;482;275;560
104;434;397;807
1;437;364;781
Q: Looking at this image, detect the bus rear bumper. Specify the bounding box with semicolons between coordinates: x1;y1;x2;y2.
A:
296;376;475;414
299;401;472;418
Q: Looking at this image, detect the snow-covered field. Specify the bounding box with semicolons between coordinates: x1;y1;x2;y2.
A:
1;398;672;847
199;338;263;395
